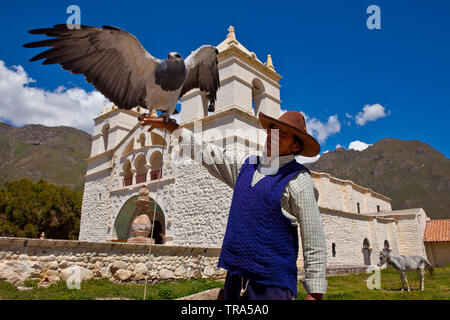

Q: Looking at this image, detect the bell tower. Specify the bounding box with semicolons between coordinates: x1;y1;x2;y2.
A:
180;26;282;124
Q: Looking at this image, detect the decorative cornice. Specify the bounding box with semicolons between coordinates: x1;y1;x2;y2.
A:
311;171;392;203
94;108;141;124
86;149;113;164
92;125;135;139
217;46;282;83
85;167;113;178
0;236;222;254
109;177;175;195
181;106;261;129
319;207;396;222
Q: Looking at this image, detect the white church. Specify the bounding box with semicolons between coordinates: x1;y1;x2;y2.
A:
79;26;429;270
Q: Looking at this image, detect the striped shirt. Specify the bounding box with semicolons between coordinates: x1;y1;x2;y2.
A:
177;128;328;294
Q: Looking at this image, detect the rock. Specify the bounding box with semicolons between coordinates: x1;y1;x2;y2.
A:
60;266;94;283
134;272;146;281
0;260;40;284
45;269;59;277
48;261;59;270
59;260;68;268
159;269;173;279
190;269;201;278
111;261;128;272
99;266;112;279
46;275;61;283
203;266;215;277
17;286;33;291
174;266;187;277
134;263;147;274
41;254;56;262
177;288;222;300
114;269;132;281
18;254;29;260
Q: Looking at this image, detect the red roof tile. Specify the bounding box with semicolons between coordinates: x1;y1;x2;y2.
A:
424;219;450;242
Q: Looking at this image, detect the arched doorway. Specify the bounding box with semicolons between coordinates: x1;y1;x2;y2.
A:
152;220;163;244
148;206;165;244
113;195;165;243
363;238;371;265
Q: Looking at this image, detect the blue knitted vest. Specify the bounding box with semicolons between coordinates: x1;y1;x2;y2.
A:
218;155;309;297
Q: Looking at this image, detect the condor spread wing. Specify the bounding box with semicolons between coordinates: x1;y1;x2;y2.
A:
24;24;160;109
179;45;219;106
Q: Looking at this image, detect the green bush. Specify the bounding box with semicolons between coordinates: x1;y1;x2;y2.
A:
0;178;82;240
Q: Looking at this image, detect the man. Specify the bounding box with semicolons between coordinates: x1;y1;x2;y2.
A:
142;110;327;300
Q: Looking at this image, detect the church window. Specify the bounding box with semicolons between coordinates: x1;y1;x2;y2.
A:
332;243;336;257
363;238;371;265
251;78;264;116
357;202;361;213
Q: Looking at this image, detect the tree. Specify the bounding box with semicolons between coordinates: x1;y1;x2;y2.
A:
0;178;82;240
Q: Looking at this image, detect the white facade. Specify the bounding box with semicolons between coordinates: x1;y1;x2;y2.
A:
79;27;429;270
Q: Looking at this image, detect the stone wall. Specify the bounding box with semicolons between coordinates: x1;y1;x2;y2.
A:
79;170;114;242
0;237;225;286
170;159;232;247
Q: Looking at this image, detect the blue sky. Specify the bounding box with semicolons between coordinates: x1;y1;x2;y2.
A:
0;0;449;158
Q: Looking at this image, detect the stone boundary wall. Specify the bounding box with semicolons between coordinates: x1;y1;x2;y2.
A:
0;237;225;286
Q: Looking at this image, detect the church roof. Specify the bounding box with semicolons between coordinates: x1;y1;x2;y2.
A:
424;219;450;242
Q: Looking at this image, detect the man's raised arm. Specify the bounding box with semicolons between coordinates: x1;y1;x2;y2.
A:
142;116;249;189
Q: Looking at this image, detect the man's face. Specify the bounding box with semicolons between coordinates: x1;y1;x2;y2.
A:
265;124;301;157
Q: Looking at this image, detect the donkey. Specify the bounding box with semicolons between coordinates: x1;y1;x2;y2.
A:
378;250;433;291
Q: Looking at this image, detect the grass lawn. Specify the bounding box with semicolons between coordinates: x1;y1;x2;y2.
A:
297;264;450;300
0;265;448;300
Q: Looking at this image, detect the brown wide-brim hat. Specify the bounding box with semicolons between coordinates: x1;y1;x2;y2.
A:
259;111;321;157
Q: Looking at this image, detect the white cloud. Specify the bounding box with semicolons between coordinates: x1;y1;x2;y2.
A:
304;114;341;143
348;140;371;151
0;59;109;134
354;103;389;126
335;144;344;149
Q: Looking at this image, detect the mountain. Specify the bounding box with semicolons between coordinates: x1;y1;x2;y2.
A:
0;121;91;189
1;122;448;220
305;138;450;220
